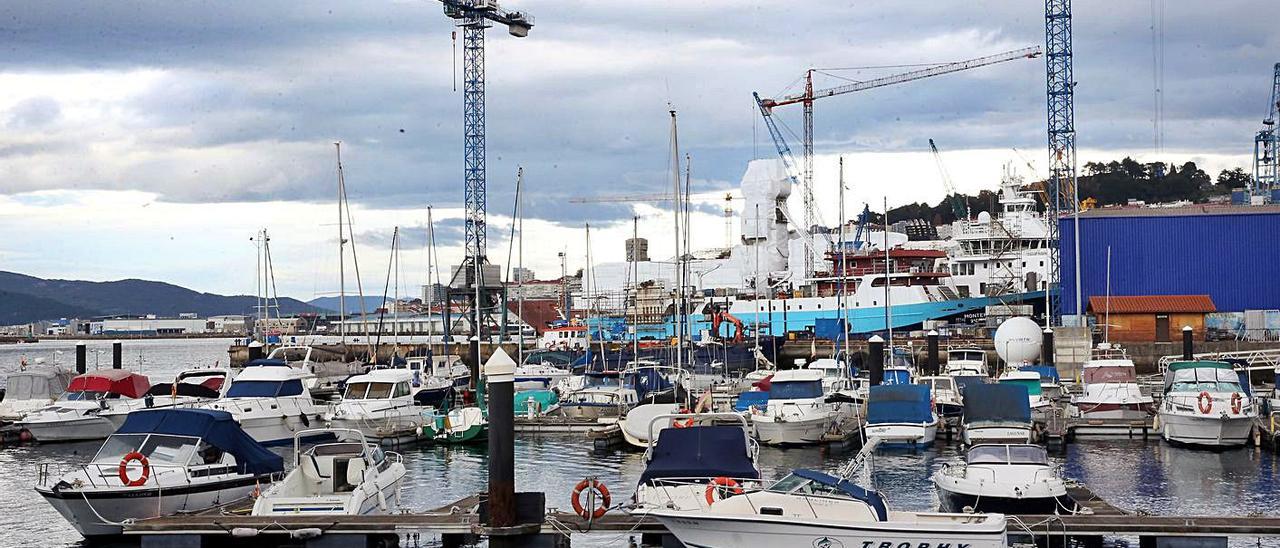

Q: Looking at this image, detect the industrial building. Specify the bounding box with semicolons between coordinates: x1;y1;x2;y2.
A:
1060;205;1280;320
1087;295;1216;342
91;316;210;336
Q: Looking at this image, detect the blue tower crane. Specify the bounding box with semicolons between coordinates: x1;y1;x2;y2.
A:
1253;63;1280;198
1045;0;1078;326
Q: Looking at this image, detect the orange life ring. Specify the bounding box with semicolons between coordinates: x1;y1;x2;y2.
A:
1197;391;1213;415
704;476;743;505
672;408;695;428
1231;392;1243;414
119;451;150;487
571;478;610;519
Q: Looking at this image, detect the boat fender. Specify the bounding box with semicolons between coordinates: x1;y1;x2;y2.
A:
672;408;695;428
704;476;743;505
119;451;150;487
1231;392;1243;414
1197;391;1213;415
290;528;323;540
300;413;311;427
231;527;260;538
571;478;610;519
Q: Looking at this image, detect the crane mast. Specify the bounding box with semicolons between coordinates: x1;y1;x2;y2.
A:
1045;0;1078;326
1253;62;1280;198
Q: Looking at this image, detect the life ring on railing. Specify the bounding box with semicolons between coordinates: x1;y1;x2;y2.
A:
1231;392;1243;414
119;451;150;487
672;408;695;428
705;476;744;505
571;478;610;519
1197;391;1213;415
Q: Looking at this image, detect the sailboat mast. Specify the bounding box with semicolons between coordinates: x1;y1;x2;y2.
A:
838;158;850;364
753;204;761;352
335;142;346;344
393;227;400;357
427;206;435;343
632;216;640;359
1105;245;1112;343
884;197;893;348
516;168;525;365
669;109;683;372
583;223;593;362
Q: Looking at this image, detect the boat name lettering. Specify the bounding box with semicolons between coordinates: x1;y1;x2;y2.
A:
858;543;971;548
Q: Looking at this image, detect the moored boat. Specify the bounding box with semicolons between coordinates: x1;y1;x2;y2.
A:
19;369;152;442
251;428;405;516
865;384;938;446
200;363;326;445
752;369;848;446
325;368;426;445
630;412;761;511
1159;360;1256;447
934;443;1072;515
0;367;73;423
962;383;1033;445
1072;344;1153;420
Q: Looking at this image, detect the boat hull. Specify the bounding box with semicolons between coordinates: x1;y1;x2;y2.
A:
964;425;1033;445
37;478;261;537
1159;412;1254;447
21;416;116;442
1074;401;1153;420
936;486;1064;515
752;415;831;446
651;510;1008;548
864;422;938;446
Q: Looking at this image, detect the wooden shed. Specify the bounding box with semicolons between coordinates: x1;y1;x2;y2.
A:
1087;295;1216;342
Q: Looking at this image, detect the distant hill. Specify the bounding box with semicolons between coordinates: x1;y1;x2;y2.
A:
0;271;321;324
307;296;384;315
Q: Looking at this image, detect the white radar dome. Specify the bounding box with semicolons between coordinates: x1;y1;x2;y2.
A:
993;316;1042;364
976;211;992;224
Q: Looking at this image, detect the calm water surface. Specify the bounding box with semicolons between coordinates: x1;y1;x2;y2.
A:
2;339;1280;547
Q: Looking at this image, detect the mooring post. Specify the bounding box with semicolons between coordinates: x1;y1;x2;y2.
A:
75;342;86;374
112;340;122;369
470;335;482;391
926;330;939;376
1182;326;1193;360
1043;327;1055;365
247;340;265;362
484;348;517;534
868;335;884;386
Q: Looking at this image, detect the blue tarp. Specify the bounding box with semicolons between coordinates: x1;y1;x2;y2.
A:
962;384;1031;424
867;384;933;424
226;379;304;398
953;375;988;396
637;425;760;484
117;409;284;475
882;369;912;385
244;358;288;367
815;318;848;342
625;368;673;401
734;391;769;412
790;469;887;521
1019;365;1061;383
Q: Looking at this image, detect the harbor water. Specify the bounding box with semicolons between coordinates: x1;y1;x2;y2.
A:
3;339;1280;546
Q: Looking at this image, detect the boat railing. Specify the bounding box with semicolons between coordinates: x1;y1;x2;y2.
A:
638;477;765;509
37;459;222;491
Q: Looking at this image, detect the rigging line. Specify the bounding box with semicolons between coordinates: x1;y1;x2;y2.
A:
815;62;946;71
811;70;867;86
341;170;375;353
374;227;398;355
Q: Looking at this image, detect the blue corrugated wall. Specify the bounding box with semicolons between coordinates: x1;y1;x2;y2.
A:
1059;211;1280;313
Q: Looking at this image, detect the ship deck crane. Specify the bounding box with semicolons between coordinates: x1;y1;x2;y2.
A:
928;138;970;221
754;45;1042;282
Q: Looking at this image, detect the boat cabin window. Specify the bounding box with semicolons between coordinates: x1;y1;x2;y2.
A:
188;441;235;466
345;382;394;400
310;442;365;458
1171;379;1243;393
968;445;1048;466
583;375;622;389
769;474;850;499
61;390;111;401
393;382;411;398
950;351;985;363
770;380;823;399
94;434;201;466
1084;365;1137;384
227;379;305;398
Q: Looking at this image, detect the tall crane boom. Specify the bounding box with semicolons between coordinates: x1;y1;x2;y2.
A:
1253;62;1280;197
754;45;1042;284
928;139;969;221
1045;0;1078;326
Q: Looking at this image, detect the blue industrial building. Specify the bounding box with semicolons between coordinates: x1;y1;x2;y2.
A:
1059;205;1280;315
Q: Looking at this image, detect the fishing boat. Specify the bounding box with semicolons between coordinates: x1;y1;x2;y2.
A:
917;375;963;418
557;371;639;420
420;406;487;444
945;347;989;377
35;408;283;537
0;367;73;422
252;428;405;516
630;412;761;511
752;369;849;446
325;368;426;445
19;369;152;442
864;384;938;446
98;368;231;429
1072;344;1154;420
962;383;1033;445
200;363;327;445
934;443;1071;515
648;468;1008;548
1158;360;1256;447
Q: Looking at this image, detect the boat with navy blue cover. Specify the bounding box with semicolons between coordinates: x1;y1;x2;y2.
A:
864;384;938;445
631;412;761;511
649;468;1008;548
35;408;283;537
962;383;1033;445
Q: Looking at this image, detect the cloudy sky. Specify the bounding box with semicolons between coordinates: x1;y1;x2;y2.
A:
0;1;1272;300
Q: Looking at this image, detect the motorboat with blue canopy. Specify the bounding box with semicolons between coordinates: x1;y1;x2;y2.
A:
201;364;327;445
962;384;1033;444
733;391;769;412
35;408;284;537
865;384;939;445
631;413;761;512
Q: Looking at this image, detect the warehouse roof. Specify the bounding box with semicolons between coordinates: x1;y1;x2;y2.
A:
1075;204;1280;218
1087;295;1216;314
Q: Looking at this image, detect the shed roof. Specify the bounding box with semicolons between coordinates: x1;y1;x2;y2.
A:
1088;295;1216;314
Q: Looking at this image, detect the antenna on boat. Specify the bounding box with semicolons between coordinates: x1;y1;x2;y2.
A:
1104;245;1112;343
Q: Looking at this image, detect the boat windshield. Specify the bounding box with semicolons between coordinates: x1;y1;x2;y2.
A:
1084;365;1137;384
770;380;823;400
226;379;305;398
1171;380;1243;393
93;433;202;466
345;382;394;400
967;444;1048;465
950;351;985;363
583;375;622;389
769;473;851;499
60;390;111;401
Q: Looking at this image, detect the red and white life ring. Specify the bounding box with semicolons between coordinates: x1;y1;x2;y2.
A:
571;478;610;519
1197;391;1213;415
119;451;150;487
672;408;695;428
1231;392;1243;414
704;476;744;505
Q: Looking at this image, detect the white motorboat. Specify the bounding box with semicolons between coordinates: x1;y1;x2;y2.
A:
97;368;231;429
19;369;152;442
619;402;684;449
325;368;426;444
254;345;365;391
1159;360;1256;447
35;408;284;537
962;383;1033;445
1072;344;1153;420
649;468;1008;548
0;367;73;422
201;364;326;445
1020;364;1066;400
513;362;574;392
806;357;855;393
865;384;939;446
945;347;990;377
252;428;405;516
934;444;1072;515
557;371;639;420
997;369;1052;414
631;412;761;512
752;369;849;446
917;375;963;418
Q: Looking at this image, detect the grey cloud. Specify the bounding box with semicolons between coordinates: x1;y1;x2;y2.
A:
7;97;61;129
